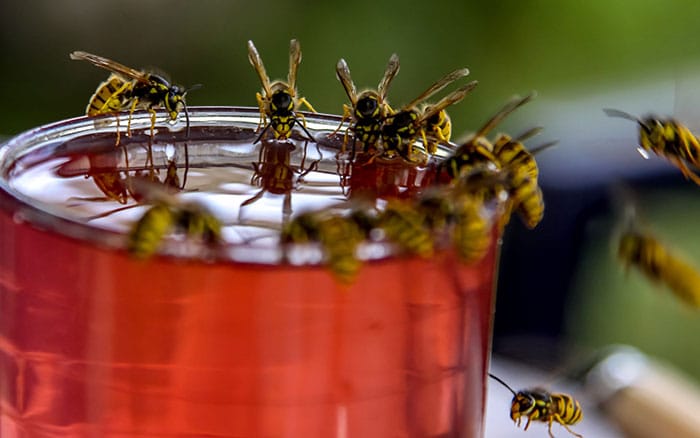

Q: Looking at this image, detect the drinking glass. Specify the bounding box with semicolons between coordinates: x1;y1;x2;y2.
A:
0;108;503;437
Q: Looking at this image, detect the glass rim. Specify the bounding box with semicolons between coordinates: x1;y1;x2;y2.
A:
0;106;502;266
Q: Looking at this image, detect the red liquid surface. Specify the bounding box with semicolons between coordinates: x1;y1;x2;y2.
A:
0;202;498;437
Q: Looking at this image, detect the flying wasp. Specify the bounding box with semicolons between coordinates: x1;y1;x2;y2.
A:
618;226;700;309
335;54;400;155
489;373;584;438
70;51;195;147
381;69;477;160
247;39;316;142
604;108;700;185
441;93;537;180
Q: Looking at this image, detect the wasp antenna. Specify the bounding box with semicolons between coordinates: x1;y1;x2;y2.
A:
529;139;558;156
186;83;203;93
294;117;317;142
254;123;272;144
514;126;544;143
603;108;641;122
69;50;89;60
488;373;517;396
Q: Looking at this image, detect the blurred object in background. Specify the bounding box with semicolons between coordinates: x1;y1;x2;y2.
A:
585;346;700;438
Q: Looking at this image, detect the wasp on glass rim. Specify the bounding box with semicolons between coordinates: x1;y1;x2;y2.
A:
247;39;316;142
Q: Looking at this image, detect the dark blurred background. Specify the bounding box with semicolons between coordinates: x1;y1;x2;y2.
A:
3;1;700;381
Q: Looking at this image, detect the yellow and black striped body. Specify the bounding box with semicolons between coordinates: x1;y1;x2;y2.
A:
378;199;435;258
422;107;452;155
175;208;222;246
441;138;500;180
86;73;133;116
618;230;700;308
128;202;222;259
380;109;423;161
269;88;296;139
281;211;365;283
349;93;389;152
81;70;185;121
129;73;185;121
638;117;700;184
256;86;298;140
511;390;583;438
605;109;700;185
128;204;176;258
417;189;491;263
492;134;544;229
452;195;491;262
248;39;315;142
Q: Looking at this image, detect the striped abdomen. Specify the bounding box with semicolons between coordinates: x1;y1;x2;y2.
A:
86;73;133;116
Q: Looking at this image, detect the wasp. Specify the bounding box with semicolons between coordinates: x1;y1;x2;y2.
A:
335;53;400;155
377;198;436;257
239;139;321;223
61;143;186;206
280;209;367;282
489;373;584;438
247;39;316;142
491;127;555;229
381;70;477;160
618;227;700;309
441;93;537;180
70;51;195;147
604;108;700;185
416;184;492;263
128;188;222;259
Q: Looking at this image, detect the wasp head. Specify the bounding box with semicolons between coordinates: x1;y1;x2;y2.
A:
165;84;186;120
637;117;668;152
511;392;536;422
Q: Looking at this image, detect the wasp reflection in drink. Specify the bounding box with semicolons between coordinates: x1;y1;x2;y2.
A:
0;108;504;437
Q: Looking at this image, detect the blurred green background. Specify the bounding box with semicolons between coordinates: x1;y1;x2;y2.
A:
3;0;700;383
3;0;700;133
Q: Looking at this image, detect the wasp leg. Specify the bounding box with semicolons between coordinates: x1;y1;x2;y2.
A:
282;192;292;224
680;134;700;166
126;98;141;139
293;114;316;142
296;97;316;113
147;109;157;178
239;188;265;222
255;92;267;131
670;155;700;185
329;104;354;150
115;113;122;147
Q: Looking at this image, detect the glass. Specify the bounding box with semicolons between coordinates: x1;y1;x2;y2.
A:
0;108;503;437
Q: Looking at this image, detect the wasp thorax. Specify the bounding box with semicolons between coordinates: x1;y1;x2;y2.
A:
271;90;294;112
356;96;379;119
166;88;185;119
393;111;417;127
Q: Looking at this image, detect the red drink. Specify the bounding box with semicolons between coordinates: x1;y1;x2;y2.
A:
0;109;502;437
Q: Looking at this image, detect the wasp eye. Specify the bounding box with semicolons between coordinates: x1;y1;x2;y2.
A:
356;97;378;117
